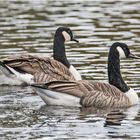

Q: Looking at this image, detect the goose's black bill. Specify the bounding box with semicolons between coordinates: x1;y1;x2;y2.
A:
72;38;79;43
128;53;139;59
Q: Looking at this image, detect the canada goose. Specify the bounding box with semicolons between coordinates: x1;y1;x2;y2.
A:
31;42;139;108
0;27;81;85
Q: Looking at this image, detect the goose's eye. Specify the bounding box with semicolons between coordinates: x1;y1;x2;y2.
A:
67;30;71;34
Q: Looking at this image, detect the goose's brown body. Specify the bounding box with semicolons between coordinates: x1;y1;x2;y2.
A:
0;54;75;84
38;80;130;108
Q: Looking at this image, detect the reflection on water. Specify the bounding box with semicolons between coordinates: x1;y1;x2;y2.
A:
0;0;140;139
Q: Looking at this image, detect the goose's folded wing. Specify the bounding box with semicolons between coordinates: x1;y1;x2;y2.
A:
80;88;130;108
45;80;88;97
0;55;40;74
0;54;75;82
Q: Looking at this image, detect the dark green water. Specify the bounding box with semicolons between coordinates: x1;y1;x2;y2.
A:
0;0;140;139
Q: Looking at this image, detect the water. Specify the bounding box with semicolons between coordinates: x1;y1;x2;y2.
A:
0;0;140;139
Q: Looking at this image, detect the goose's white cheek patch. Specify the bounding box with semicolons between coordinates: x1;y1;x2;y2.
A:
117;46;126;59
62;31;71;42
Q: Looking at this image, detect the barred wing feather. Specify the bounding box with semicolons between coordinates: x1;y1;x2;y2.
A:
80;89;130;108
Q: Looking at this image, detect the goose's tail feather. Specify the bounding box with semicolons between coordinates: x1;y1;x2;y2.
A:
31;84;48;90
0;61;34;85
0;61;14;76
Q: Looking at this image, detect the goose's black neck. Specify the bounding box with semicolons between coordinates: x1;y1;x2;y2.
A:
108;49;129;92
53;36;70;68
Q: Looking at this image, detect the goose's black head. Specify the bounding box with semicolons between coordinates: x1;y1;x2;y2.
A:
109;42;139;59
54;27;79;43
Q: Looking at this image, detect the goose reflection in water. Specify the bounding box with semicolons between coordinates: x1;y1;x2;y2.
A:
80;105;139;126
